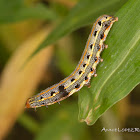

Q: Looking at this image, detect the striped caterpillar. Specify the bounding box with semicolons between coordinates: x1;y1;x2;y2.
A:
25;15;118;109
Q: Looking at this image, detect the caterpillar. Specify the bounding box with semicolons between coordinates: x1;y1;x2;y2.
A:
25;15;118;109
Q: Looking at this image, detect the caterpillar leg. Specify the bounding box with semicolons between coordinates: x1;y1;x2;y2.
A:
85;82;91;88
102;44;108;49
34;107;37;112
94;74;97;77
99;57;103;62
100;58;103;62
105;44;108;49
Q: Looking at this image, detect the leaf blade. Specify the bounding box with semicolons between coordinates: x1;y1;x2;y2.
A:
78;0;140;125
31;0;127;57
0;1;57;24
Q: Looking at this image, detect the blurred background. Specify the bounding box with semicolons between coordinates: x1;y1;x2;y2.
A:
0;0;139;140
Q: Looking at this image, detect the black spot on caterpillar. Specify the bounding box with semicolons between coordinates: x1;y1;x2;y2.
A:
51;91;55;96
79;71;82;75
71;78;75;82
90;44;93;49
98;21;101;26
85;76;88;80
58;85;69;98
87;55;90;59
83;64;86;67
94;31;97;36
75;84;80;89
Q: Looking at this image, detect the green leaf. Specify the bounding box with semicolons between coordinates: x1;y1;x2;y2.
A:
31;0;127;57
55;48;77;76
0;0;57;24
18;113;40;134
78;0;140;125
35;103;87;140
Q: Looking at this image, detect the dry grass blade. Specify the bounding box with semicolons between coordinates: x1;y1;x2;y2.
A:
0;27;54;139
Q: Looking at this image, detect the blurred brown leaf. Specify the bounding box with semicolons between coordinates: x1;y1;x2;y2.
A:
0;27;54;139
0;20;42;51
